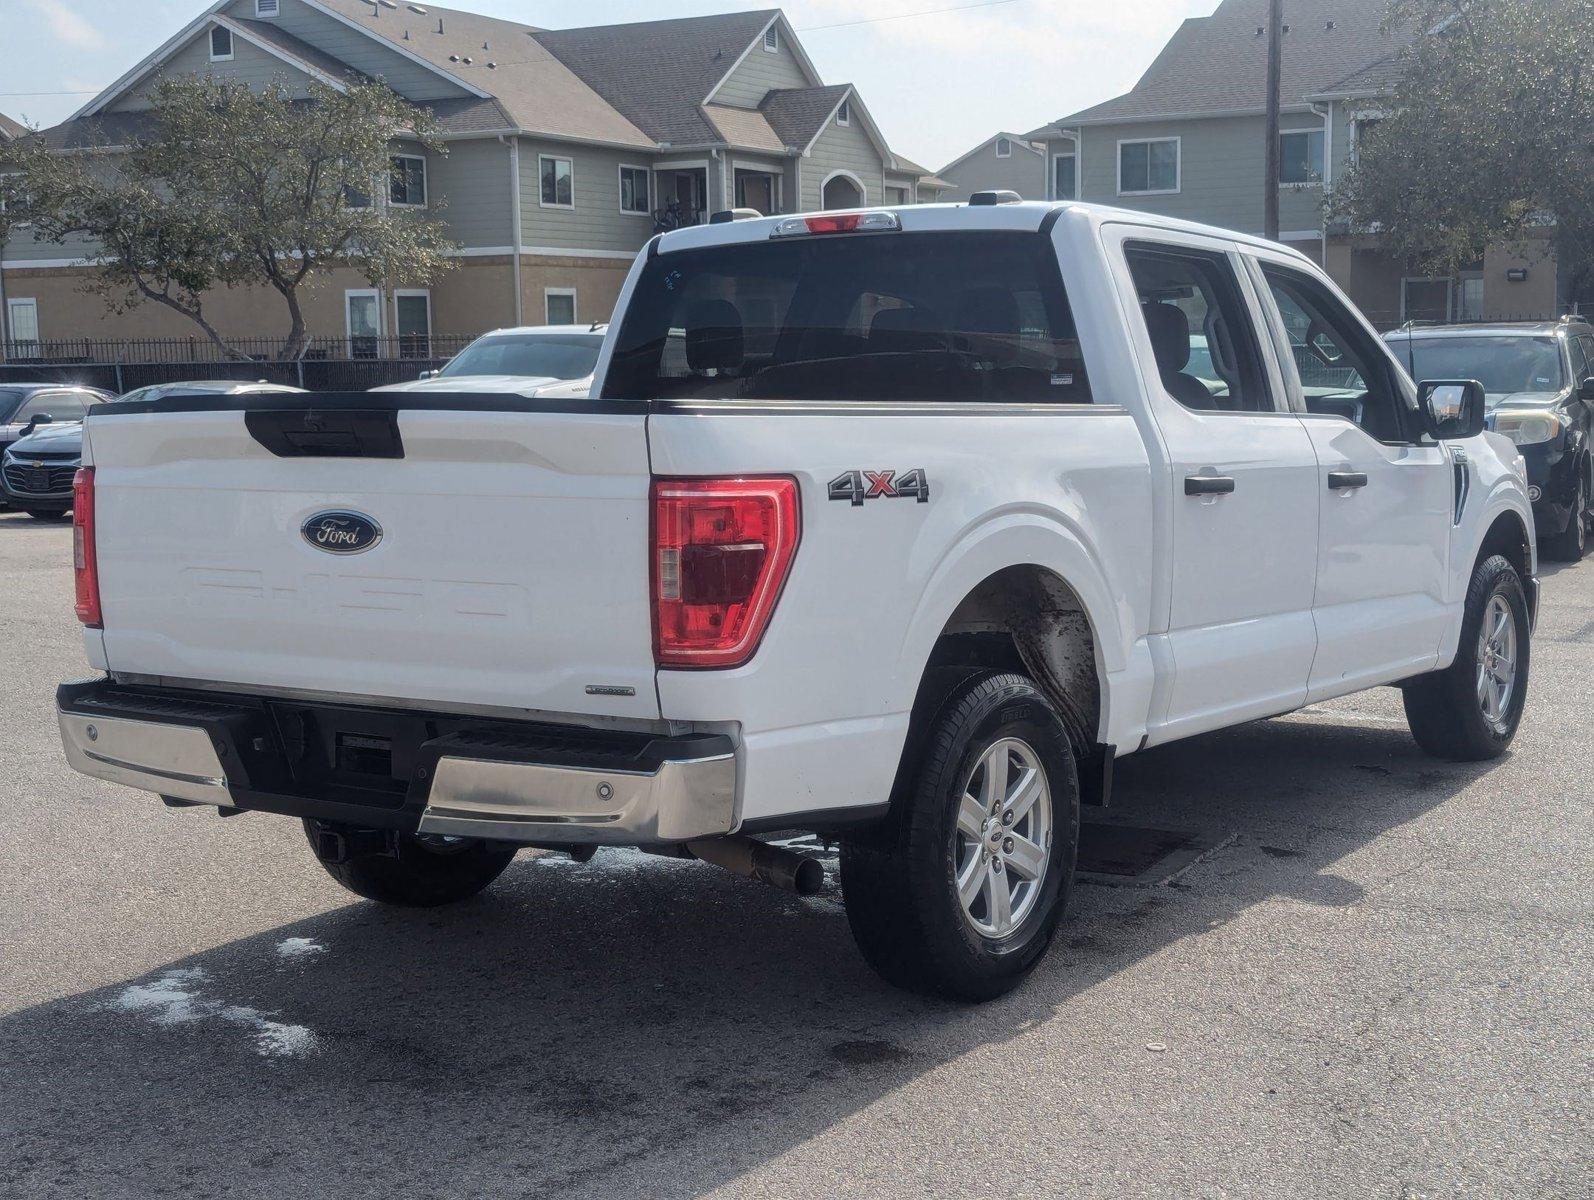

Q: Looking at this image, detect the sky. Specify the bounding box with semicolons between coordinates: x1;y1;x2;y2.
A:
0;0;1212;170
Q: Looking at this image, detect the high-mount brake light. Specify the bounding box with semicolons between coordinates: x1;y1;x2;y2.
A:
770;211;901;238
651;477;800;668
73;468;102;628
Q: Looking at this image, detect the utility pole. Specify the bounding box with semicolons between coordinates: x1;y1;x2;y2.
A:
1263;0;1283;241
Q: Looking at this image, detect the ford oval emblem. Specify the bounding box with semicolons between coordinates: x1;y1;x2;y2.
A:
301;510;382;555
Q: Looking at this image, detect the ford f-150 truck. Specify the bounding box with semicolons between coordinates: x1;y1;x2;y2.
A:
57;198;1537;1000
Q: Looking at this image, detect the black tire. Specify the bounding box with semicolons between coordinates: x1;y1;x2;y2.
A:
302;821;516;907
24;508;69;520
840;671;1079;1001
1540;471;1586;562
1403;554;1530;761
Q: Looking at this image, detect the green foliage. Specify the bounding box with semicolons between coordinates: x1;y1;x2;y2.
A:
1331;0;1594;294
17;77;456;358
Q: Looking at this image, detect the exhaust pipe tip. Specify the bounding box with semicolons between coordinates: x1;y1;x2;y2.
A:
686;835;826;896
789;854;824;896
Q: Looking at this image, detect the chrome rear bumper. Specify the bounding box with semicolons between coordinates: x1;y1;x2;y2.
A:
56;680;737;845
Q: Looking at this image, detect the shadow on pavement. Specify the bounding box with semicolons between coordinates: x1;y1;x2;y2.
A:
0;714;1500;1197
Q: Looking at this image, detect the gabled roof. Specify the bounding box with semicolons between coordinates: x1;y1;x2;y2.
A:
0;112;28;141
1307;52;1407;99
936;131;1044;177
758;84;851;149
223;16;368;87
702;105;786;154
533;10;781;146
1055;0;1411;125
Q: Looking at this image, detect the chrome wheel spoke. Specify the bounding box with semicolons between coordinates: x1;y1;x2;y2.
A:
1006;767;1043;823
986;863;1013;932
957;793;985;840
957;853;987;909
1005;833;1046;881
979;745;1009;812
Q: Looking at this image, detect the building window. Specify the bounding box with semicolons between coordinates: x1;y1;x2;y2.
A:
1053;153;1077;200
389;155;427;207
1279;130;1324;185
836;99;850;127
1118;137;1179;195
540;155;573;207
345;289;382;358
995;137;1011;158
545;289;577;325
1401;277;1453;325
394;290;431;358
256;0;280;14
619;164;651;215
6;298;40;357
209;25;234;61
762;25;779;52
735;169;777;214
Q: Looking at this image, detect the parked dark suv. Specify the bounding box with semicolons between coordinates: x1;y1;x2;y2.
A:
1386;319;1594;561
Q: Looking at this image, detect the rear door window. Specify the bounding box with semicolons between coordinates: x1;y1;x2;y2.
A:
604;231;1091;403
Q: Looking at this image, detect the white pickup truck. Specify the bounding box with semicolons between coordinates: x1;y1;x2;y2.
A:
57;198;1536;1000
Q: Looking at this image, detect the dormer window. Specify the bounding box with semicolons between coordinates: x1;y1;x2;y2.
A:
256;0;280;15
762;26;779;52
836;99;850;127
209;26;234;61
996;136;1011;158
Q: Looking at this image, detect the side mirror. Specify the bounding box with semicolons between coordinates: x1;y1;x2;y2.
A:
22;414;53;435
417;369;439;381
1418;379;1486;440
1579;376;1594;402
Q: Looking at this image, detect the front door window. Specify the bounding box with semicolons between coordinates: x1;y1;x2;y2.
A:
395;293;431;358
735;170;776;215
346;290;381;359
6;298;39;358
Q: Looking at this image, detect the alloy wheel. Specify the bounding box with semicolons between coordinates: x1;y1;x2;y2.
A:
1476;593;1518;732
953;737;1052;938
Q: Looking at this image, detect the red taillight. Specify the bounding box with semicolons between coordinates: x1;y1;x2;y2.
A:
73;467;102;627
651;477;800;669
804;213;864;234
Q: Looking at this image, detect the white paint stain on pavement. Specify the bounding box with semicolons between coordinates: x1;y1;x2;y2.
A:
108;967;319;1058
275;937;327;959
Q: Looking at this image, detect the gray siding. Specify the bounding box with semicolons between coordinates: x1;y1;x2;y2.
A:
2;224;100;265
936;137;1048;203
710;34;811;107
221;0;471;100
113;29;320;110
801;117;884;211
519;140;652;254
427;137;513;249
1073;113;1326;238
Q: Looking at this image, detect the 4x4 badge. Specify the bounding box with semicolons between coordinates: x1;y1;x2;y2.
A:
828;468;930;506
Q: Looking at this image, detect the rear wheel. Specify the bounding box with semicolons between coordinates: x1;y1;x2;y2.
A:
840;671;1079;1001
1541;471;1586;562
302;820;516;906
1403;554;1529;761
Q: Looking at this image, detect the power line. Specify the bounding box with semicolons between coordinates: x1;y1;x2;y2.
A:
795;0;1021;33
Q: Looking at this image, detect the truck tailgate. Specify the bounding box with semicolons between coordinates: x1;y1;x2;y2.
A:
84;398;658;720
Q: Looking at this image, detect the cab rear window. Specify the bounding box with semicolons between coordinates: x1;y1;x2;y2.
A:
603;232;1091;403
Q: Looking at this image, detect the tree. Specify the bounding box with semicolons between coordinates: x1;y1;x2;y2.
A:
1330;0;1594;305
16;77;456;359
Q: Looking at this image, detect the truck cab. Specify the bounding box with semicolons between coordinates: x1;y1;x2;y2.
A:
55;199;1536;1000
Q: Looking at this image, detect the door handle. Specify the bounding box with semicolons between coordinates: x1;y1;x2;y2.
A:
1184;475;1236;496
1327;470;1369;490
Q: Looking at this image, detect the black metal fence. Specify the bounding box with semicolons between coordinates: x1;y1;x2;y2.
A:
0;333;481;394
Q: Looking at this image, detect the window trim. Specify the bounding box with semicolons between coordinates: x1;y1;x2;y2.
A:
6;297;40;354
1277;128;1325;188
544;287;578;326
762;25;779;52
209;24;235;62
1051;152;1077;201
995;136;1011;158
835;99;850;127
1116;136;1180;196
344;287;384;357
538;154;575;209
255;0;280;15
392;288;432;357
388;153;427;208
617;163;652;216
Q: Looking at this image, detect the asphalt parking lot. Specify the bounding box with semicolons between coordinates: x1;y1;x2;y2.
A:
1;509;1590;1200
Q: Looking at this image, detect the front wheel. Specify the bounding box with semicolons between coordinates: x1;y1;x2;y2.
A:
1403;554;1530;761
302;821;516;906
1540;471;1586;562
840;671;1079;1001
